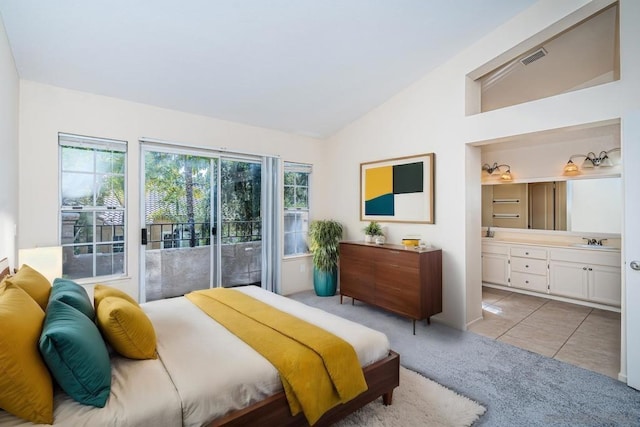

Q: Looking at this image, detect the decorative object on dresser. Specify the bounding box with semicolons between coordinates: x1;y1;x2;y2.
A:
308;219;344;296
360;153;435;224
339;241;442;334
363;221;383;243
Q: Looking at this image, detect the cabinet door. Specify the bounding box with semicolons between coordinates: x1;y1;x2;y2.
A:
549;260;588;299
375;264;421;318
339;252;374;304
589;265;621;306
482;253;509;285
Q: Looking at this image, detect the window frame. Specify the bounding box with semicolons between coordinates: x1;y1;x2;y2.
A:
58;133;128;281
283;162;311;257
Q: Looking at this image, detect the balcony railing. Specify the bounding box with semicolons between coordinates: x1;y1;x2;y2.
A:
145;220;261;249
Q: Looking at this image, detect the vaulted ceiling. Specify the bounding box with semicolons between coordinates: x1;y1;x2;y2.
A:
0;0;536;138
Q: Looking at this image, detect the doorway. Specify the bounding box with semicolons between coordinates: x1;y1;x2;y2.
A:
140;144;263;302
474;121;623;380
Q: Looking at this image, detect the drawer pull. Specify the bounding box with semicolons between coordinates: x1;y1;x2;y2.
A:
525;252;529;255
389;251;400;255
583;267;587;270
525;280;529;284
525;265;529;268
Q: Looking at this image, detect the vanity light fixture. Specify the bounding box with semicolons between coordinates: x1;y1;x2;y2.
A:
563;147;620;175
482;162;513;181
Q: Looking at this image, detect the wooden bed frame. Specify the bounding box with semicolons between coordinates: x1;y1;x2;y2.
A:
210;350;400;427
0;258;10;281
1;263;399;426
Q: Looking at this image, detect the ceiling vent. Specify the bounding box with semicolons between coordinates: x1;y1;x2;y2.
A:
520;48;547;66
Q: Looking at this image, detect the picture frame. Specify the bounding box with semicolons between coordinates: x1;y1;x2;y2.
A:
360;153;434;224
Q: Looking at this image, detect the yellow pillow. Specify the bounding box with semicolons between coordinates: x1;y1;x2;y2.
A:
5;264;51;310
0;282;54;424
96;296;157;360
94;284;138;309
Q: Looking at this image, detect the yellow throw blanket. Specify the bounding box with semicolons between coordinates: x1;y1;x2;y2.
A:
185;288;367;425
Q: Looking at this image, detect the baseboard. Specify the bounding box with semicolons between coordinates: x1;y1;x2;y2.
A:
482;283;621;313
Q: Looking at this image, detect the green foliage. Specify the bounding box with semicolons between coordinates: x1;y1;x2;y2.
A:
144;151;211;224
363;221;383;236
284;171;309;209
308;220;343;272
221;160;261;222
144;154;262;244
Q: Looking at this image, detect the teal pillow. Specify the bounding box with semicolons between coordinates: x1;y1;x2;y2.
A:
39;299;111;407
49;278;95;321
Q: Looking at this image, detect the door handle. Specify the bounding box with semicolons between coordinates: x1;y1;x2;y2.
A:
631;261;640;271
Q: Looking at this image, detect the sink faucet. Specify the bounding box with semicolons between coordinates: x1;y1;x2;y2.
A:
582;238;607;246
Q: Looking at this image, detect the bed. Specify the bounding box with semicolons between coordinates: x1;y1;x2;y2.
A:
0;267;399;427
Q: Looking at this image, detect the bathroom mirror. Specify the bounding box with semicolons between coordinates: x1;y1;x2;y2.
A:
482;177;621;234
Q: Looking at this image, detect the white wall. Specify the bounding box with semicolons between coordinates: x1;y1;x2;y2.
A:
0;15;19;268
324;0;639;330
18;81;325;297
479;122;620;184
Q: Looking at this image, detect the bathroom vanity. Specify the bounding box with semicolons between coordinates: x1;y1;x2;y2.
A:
482;238;621;309
481;175;622;310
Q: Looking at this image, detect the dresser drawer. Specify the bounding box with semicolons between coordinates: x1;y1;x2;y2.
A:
372;248;419;268
375;264;420;291
511;272;548;293
510;246;547;259
339;255;374;303
375;282;421;318
340;243;370;258
510;257;547;275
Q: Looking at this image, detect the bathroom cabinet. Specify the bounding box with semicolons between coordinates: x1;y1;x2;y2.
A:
509;246;548;293
482;240;621;308
339;241;442;334
548;248;621;307
481;243;509;286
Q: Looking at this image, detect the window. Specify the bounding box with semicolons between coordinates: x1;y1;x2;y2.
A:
284;162;311;256
59;133;127;280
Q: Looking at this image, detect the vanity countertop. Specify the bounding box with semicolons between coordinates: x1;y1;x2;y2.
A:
482;237;620;252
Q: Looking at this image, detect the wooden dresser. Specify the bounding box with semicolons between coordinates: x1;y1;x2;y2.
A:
339;241;442;334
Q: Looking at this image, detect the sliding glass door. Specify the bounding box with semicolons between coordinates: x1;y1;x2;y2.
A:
141;149;216;301
220;159;262;288
140;144;264;302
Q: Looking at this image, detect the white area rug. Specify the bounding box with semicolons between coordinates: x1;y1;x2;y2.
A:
336;367;486;427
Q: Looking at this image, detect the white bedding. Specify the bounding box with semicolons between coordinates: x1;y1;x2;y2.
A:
0;286;390;427
0;355;182;427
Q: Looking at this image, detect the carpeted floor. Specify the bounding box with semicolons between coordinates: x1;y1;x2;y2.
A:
337;367;485;427
289;291;640;427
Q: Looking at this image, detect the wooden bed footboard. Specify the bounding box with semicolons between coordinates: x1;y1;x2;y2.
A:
209;350;400;427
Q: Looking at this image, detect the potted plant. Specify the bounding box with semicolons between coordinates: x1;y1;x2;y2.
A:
363;221;383;243
308;219;344;296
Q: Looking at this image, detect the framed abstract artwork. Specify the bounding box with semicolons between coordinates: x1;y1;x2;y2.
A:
360;153;435;224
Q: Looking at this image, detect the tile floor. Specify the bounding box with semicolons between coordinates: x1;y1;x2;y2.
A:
468;286;621;379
